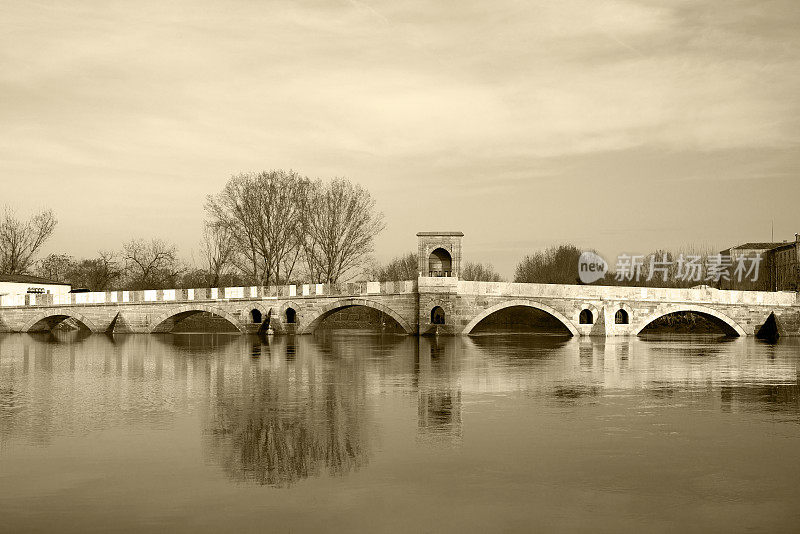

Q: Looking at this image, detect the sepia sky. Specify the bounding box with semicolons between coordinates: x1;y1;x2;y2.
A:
2;0;799;277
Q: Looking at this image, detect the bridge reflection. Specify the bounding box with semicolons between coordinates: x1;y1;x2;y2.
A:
417;338;463;445
1;333;799;485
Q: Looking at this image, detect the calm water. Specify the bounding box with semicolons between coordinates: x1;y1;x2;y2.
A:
1;332;799;533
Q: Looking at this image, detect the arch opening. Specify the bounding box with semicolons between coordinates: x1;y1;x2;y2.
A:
469;305;574;336
428;248;452;277
300;299;413;335
251;309;263;324
26;314;92;333
151;309;242;334
615;309;629;324
312;304;406;334
638;310;740;337
431;306;446;325
285;308;297;324
147;304;245;334
579;309;593;325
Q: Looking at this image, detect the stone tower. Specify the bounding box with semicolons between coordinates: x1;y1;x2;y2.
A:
416;232;464;278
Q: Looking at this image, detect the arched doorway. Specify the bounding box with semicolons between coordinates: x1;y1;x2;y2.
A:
431;306;446;325
251;309;263;324
285;307;296;324
579;309;593;324
615;309;629;324
428;248;452;277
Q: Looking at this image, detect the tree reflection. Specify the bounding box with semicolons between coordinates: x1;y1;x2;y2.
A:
203;337;370;486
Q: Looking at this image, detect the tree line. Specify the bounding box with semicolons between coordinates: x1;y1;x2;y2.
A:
374;244;722;287
369;252;503;282
1;171;385;290
1;174;719;290
513;243;721;288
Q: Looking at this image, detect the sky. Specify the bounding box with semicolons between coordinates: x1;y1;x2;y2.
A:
2;0;799;278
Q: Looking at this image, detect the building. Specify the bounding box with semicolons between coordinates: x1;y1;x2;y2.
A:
417;231;463;278
0;274;72;298
719;235;799;292
770;239;800;291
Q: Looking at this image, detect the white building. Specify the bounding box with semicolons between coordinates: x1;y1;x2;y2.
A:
0;274;72;298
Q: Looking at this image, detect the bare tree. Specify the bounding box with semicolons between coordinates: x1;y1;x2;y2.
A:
0;207;57;274
371;252;419;281
36;253;74;281
201;223;236;287
206;174;261;283
249;171;308;284
68;251;122;290
300;178;385;284
206;171;309;285
514;244;584;284
462;261;504;282
122;238;180;289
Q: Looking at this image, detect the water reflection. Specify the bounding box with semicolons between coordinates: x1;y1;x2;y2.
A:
202;336;371;487
417;338;462;444
1;333;800;484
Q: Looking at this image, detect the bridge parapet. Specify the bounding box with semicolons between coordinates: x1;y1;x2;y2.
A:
0;280;418;308
455;280;798;306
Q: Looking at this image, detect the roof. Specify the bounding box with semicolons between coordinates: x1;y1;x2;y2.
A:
728;242;793;251
720;241;798;255
416;231;464;237
0;274;71;286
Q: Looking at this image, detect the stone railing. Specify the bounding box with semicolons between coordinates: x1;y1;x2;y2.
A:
0;280;418;308
454;280;799;306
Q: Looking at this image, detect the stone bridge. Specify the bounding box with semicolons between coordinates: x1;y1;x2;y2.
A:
1;277;799;337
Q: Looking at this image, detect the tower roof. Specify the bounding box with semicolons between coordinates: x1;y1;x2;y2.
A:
416;231;464;237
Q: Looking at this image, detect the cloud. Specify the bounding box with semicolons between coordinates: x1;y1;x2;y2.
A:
1;0;798;276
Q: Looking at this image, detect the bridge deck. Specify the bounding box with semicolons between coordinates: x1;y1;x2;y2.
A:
0;279;798;336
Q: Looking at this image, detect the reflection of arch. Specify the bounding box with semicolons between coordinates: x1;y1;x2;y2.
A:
428;248;452;277
147;304;246;333
299;298;414;335
462;299;578;336
21;308;100;333
431;306;445;325
631;304;745;337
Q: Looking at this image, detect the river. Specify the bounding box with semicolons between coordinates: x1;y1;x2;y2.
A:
1;332;799;533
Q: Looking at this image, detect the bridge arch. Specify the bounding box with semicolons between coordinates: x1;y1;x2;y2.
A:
21;308;101;333
270;301;302;334
576;303;600;326
462;299;579;336
299;298;414;335
613;302;633;325
631;304;746;337
147;304;246;333
242;302;274;333
241;302;273;323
